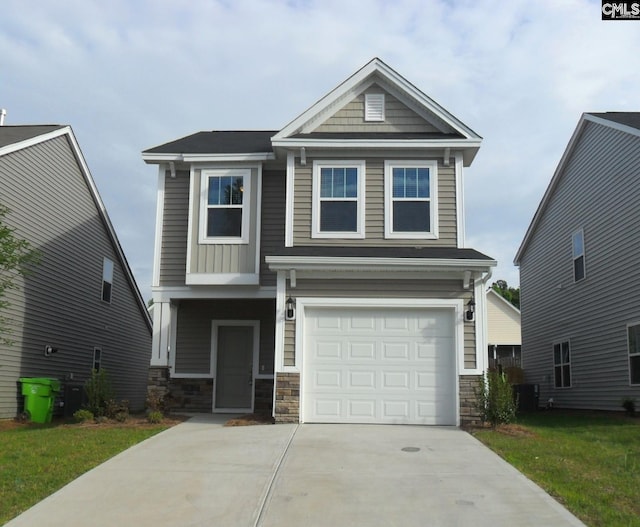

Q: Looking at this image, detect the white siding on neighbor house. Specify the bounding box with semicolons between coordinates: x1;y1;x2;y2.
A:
487;291;521;346
0;135;151;418
519;120;640;410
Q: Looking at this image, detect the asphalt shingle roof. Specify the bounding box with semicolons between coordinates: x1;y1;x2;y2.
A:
589;112;640;131
0;125;65;149
144;131;277;154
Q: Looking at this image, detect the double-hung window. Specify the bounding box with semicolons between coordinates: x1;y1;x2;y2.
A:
101;258;113;303
385;160;438;239
553;340;571;388
572;229;585;282
628;323;640;385
200;169;250;243
312;160;365;238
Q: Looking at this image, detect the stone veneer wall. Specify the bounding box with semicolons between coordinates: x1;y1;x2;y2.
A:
254;378;274;415
459;375;482;427
274;372;300;423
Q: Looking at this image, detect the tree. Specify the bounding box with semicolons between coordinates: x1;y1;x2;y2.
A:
0;205;40;342
491;279;520;309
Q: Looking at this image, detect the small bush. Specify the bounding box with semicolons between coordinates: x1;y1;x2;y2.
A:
94;415;109;424
475;370;518;427
114;412;128;423
146;389;170;413
73;409;94;423
84;369;114;416
622;397;636;416
147;411;163;424
105;399;129;420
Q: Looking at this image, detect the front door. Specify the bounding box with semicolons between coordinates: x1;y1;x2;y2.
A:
214;325;254;410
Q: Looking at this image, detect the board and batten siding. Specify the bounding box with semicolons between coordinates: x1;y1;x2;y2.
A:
173;299;275;376
259;170;285;287
159;169;189;286
283;279;475;369
292;158;457;247
188;168;258;276
314;85;441;134
520;120;640;410
0;135;151;418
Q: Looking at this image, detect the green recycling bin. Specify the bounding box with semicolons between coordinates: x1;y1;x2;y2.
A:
19;378;61;423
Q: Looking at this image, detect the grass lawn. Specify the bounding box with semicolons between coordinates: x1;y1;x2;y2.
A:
472;411;640;527
0;417;175;525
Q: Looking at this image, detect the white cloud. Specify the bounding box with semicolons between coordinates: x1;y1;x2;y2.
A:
2;0;639;300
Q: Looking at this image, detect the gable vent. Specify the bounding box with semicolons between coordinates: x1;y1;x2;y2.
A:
365;93;385;122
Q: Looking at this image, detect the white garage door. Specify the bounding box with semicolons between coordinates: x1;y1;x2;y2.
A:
303;307;457;425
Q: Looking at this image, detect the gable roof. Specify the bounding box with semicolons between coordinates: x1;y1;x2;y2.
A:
0;125;152;331
271;58;482;165
514;112;640;265
487;288;521;315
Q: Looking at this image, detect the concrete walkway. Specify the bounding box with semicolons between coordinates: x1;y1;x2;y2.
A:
5;415;585;527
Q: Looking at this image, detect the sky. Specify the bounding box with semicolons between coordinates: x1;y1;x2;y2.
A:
2;0;639;301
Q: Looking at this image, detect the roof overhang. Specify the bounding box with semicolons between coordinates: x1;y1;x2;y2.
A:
266;255;496;274
142;152;276;164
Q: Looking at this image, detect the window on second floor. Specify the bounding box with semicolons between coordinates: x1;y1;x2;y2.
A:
572;229;585;282
553;340;571;388
628;323;640;385
312;160;365;239
93;347;102;372
200;169;251;244
101;258;113;303
384;160;438;239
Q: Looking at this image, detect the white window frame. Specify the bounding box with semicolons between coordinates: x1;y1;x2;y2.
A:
552;339;572;389
312;160;366;239
101;258;114;303
572;229;586;282
627;322;640;386
365;93;385;121
384;160;438;239
199;168;251;244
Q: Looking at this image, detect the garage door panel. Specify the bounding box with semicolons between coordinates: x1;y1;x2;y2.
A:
304;307;457;425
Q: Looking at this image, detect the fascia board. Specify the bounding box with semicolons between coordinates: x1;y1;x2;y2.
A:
142;152;275;164
0;126;69;157
266;255;496;272
585;113;640;139
142;153;182;163
514;115;589;264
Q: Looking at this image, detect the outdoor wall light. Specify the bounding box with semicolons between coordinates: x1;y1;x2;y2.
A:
44;345;59;357
285;297;296;321
465;297;475;322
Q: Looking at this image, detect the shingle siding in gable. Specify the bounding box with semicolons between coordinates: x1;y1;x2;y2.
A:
0;135;151;418
520;121;640;410
314;85;440;134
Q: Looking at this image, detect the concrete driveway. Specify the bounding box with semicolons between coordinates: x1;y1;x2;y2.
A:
5;415;585;527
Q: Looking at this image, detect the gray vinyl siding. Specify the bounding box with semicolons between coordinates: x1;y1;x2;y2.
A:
283;279;475;368
292;157;457;246
159;169;189;286
174;299;275;375
520;120;640;410
314;85;440;134
188;167;259;276
0;135;151;418
260;170;285;286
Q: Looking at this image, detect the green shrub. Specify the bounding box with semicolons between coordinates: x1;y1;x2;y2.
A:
84;369;113;416
475;370;518;427
622;397;636;416
114;412;128;423
73;409;94;423
147;411;163;424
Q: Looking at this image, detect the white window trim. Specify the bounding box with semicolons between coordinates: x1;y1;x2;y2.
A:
572;229;586;282
384;160;439;239
365;93;385;122
199;168;251;244
311;160;366;239
552;339;572;389
627;321;640;386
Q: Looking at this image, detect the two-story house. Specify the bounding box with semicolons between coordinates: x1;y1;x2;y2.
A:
515;112;640;411
143;59;495;426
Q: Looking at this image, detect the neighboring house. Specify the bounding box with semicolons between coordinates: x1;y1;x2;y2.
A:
486;289;521;369
515;112;640;411
0;124;152;419
143;58;495;426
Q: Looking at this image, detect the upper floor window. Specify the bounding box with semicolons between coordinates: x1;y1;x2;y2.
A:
384;160;438;239
93;347;102;372
200;169;250;244
628;323;640;385
102;258;113;303
572;229;585;282
312;160;365;239
365;93;385;121
553;340;571;388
